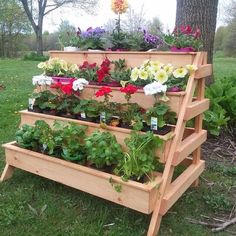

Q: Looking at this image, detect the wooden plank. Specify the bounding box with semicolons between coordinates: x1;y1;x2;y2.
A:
184;99;210;120
49;51;197;67
159;160;205;215
195;64;212;79
173;130;207;166
3;142;162;214
0;163;15;182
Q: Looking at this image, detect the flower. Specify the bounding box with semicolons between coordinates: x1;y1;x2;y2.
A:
32;75;53;86
130;67;140;81
163;64;174;75
96;58;111;83
111;0;128;14
72;78;89;91
164;25;203;51
120;84;138;103
143;81;167;96
173;67;188;78
154;69;168;84
185;64;198;72
95;86;112;97
50;78;77;95
139;69;148;80
143;30;163;48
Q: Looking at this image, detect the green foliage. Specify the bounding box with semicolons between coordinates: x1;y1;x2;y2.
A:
33;90;58;111
109;31;131;50
23;52;49;61
115;131;163;181
53;122;87;162
143;103;176;127
204;77;236;135
110;59;131;82
85;131;123;168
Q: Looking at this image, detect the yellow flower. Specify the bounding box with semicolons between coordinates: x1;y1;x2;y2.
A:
60;60;68;71
163;64;174;75
37;62;46;69
111;0;128;14
185;64;198;72
173;67;188;78
139;69;148;80
130;67;140;81
69;63;79;73
154;69;168;84
150;60;163;69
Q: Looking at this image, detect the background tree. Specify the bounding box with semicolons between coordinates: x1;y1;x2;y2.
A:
19;0;98;55
214;26;227;52
0;0;31;57
175;0;219;84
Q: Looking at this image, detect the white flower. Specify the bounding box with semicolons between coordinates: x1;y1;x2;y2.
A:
173;67;188;78
72;78;89;91
143;81;167;95
139;69;149;80
185;64;198;71
32;75;52;86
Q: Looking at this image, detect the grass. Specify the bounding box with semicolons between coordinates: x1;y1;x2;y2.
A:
0;57;235;236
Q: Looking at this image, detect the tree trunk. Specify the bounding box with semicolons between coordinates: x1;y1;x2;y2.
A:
35;26;43;56
175;0;219;85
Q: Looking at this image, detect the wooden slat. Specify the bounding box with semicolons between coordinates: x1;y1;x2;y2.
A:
184;99;210;120
172;130;207;166
159;160;205;215
0;164;15;182
3;142;162;214
195;64;212;79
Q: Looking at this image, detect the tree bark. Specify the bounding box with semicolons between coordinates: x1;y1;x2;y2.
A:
175;0;219;85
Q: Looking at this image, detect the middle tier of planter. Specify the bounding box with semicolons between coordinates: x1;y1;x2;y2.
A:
19;110;174;163
80;85;186;115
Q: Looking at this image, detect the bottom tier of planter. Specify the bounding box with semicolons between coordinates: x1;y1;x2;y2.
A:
2;142;162;214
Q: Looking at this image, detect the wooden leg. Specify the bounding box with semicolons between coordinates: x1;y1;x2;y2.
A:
192;147;201;187
0;164;15;182
147;202;162;236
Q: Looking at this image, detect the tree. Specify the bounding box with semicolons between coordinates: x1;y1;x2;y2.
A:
19;0;98;55
0;0;31;57
175;0;219;84
214;26;227;52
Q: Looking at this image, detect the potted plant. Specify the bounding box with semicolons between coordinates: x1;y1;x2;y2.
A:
80;27;106;50
163;25;203;52
58;28;82;51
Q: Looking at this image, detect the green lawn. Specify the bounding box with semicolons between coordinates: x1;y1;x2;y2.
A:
0;58;235;236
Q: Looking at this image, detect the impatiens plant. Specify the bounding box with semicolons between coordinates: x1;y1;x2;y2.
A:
77;61;98;82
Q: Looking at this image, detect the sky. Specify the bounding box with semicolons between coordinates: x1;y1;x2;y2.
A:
43;0;227;33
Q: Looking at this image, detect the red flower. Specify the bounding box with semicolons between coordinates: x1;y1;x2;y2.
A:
193;28;201;39
95;86;112;97
180;25;192;34
50;79;76;95
96;59;111;83
79;61;97;70
120;84;138;95
101;57;111;68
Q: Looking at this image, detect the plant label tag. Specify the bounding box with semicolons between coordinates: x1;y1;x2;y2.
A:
81;112;86;119
151;117;158;130
100;112;106;123
28;98;35;110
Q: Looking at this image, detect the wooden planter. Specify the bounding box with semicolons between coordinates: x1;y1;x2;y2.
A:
2;142;162;214
81;85;185;114
19;110;174;163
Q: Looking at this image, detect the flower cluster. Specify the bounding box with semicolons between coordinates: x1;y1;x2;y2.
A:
143;81;167;96
96;58;111;83
51;78;77;95
32;75;53;86
143;30;163;48
120;84;138;102
72;78;89;91
81;27;105;39
111;0;128;14
95;86;112;97
38;58;79;77
164;25;203;51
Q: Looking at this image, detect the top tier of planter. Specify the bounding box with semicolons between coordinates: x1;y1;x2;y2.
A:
49;51;209;115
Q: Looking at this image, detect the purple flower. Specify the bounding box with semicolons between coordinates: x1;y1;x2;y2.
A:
81;27;105;39
142;29;163;48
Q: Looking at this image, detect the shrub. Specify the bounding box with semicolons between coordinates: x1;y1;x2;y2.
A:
23;52;49;61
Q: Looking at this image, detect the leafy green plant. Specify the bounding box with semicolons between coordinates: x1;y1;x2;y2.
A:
109;31;131;50
56;94;80;115
110;59;131;82
85;130;123;169
53;122;87;162
115;131;163;181
142;103;176;127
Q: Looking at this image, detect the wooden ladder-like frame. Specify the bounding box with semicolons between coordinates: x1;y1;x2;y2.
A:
0;52;211;235
148;52;209;235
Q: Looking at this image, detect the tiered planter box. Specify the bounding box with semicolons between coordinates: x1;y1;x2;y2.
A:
1;51;212;236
